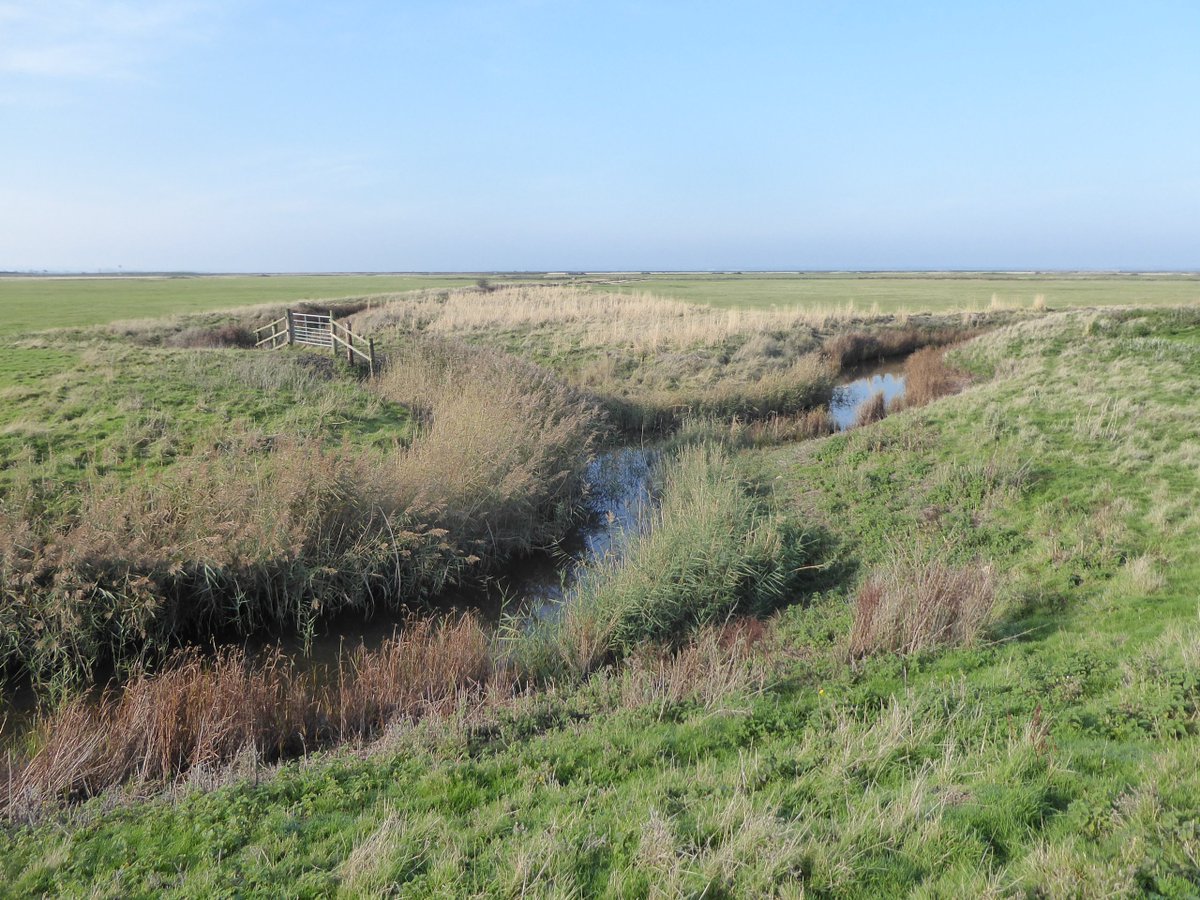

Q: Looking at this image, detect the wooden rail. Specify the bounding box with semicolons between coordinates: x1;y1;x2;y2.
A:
253;310;376;375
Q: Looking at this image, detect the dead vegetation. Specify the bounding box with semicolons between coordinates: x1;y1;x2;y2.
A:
2;615;773;817
849;556;996;658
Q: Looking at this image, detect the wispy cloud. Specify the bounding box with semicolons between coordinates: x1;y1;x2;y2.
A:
0;1;213;80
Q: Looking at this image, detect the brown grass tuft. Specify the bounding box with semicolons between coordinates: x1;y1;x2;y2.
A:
854;391;888;427
849;558;996;658
893;346;969;409
3;614;496;816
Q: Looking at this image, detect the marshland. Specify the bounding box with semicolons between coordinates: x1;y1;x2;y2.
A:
1;272;1199;895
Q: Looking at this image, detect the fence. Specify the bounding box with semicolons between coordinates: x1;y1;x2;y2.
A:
254;310;376;374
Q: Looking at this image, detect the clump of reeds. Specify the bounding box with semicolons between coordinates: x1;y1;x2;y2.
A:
512;444;814;681
854;391;888;427
3;615;495;816
823;326;977;370
891;345;967;409
848;557;995;658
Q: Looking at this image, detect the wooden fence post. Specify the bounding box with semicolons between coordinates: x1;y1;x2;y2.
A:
368;338;376;377
285;309;295;345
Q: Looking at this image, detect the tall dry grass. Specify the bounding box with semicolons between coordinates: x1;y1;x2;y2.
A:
3;615;495;815
848;556;996;658
2;612;783;816
854;391;888;427
823;326;977;369
892;345;969;409
351;285;841;432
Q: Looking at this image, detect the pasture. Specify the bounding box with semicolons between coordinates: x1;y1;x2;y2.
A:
1;279;1200;895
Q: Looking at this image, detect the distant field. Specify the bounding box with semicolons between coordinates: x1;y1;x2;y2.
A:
2;272;1198;336
584;272;1200;312
0;274;480;334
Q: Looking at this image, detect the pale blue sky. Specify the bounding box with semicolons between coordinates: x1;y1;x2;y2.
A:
2;1;1198;271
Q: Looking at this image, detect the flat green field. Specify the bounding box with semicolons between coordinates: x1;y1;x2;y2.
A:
4;273;1199;336
0;274;479;334
586;272;1200;312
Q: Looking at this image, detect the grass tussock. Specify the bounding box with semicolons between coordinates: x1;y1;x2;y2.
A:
849;556;996;658
893;344;970;409
854;390;888;427
513;444;814;681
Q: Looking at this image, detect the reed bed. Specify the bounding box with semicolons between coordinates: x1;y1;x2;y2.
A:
822;325;978;369
2;615;495;815
892;345;970;409
0;338;601;687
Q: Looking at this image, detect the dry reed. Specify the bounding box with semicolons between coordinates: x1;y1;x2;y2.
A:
892;345;969;409
854;391;888;427
848;558;996;658
4;614;496;816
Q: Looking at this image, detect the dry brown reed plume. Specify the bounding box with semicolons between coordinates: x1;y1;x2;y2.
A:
892;345;969;409
848;558;996;658
4;615;494;816
854;391;888;427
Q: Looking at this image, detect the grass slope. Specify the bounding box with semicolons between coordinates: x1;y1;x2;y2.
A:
3;309;1200;896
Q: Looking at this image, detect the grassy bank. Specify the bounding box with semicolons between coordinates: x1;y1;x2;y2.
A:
3;308;1199;894
0;326;600;688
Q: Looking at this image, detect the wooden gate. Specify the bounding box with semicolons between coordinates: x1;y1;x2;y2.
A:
254;310;376;374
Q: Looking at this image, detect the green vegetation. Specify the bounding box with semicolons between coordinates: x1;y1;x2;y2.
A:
586;271;1200;312
3;289;1200;895
0;310;598;687
514;443;815;681
5;271;1196;338
0;274;484;334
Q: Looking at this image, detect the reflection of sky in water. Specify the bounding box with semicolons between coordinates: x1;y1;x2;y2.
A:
526;448;655;620
831;373;907;431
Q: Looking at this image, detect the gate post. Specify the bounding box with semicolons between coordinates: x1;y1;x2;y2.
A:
285;309;295;345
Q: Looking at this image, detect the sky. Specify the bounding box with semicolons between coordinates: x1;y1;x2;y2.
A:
2;1;1198;272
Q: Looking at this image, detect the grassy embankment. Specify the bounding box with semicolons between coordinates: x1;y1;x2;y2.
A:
2;306;1198;894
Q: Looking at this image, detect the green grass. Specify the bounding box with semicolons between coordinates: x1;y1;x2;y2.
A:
4;272;1198;338
586;271;1200;312
4;308;1200;895
0;274;484;334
